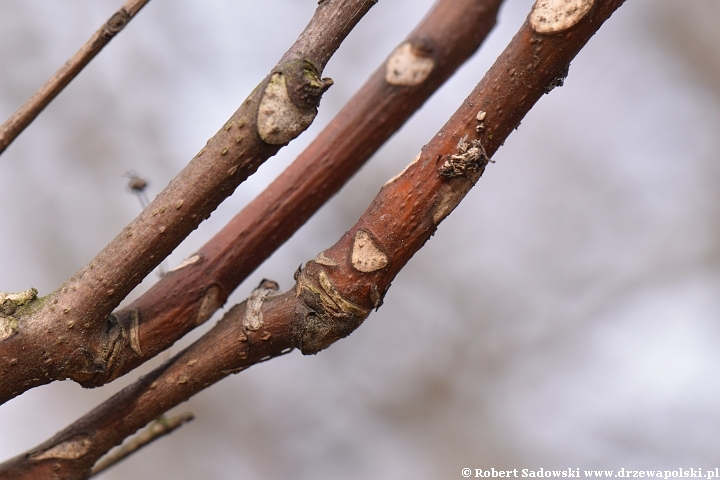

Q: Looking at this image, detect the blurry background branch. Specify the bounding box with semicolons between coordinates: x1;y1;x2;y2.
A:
89;412;194;478
0;0;151;155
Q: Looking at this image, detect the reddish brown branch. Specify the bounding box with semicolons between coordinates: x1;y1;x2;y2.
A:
95;0;503;387
0;1;626;477
0;284;296;480
0;0;376;405
0;0;151;155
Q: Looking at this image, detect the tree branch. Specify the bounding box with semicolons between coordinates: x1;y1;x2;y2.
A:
0;0;376;405
0;0;626;477
0;0;151;155
80;0;503;388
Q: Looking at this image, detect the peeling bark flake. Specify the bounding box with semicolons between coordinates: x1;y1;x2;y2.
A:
432;183;472;225
314;251;339;267
243;280;280;331
169;254;202;272
30;438;92;461
0;316;18;342
317;271;369;317
196;286;221;325
385;153;421;186
385;42;434;86
129;308;142;356
257;73;317;145
530;0;595;34
351;230;388;273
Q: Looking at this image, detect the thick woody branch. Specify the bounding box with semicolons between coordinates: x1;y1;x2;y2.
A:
296;0;630;350
0;283;295;480
85;0;503;388
0;1;626;477
0;0;151;155
0;0;376;405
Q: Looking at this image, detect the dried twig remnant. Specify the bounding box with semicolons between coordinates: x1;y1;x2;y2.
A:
438;134;489;180
89;413;195;477
125;172;150;209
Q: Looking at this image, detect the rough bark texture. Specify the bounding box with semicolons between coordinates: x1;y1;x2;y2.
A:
0;1;626;477
0;0;151;155
83;0;503;389
289;0;627;354
0;0;376;405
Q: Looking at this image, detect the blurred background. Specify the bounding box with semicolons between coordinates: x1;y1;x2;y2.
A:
2;0;720;478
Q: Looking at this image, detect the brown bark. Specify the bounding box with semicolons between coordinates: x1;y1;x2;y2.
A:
0;1;626;477
85;0;503;388
293;0;627;354
0;0;377;405
0;0;151;155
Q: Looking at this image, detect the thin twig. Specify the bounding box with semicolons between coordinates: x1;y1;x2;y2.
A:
0;0;151;155
0;1;626;477
125;172;167;276
89;412;194;477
